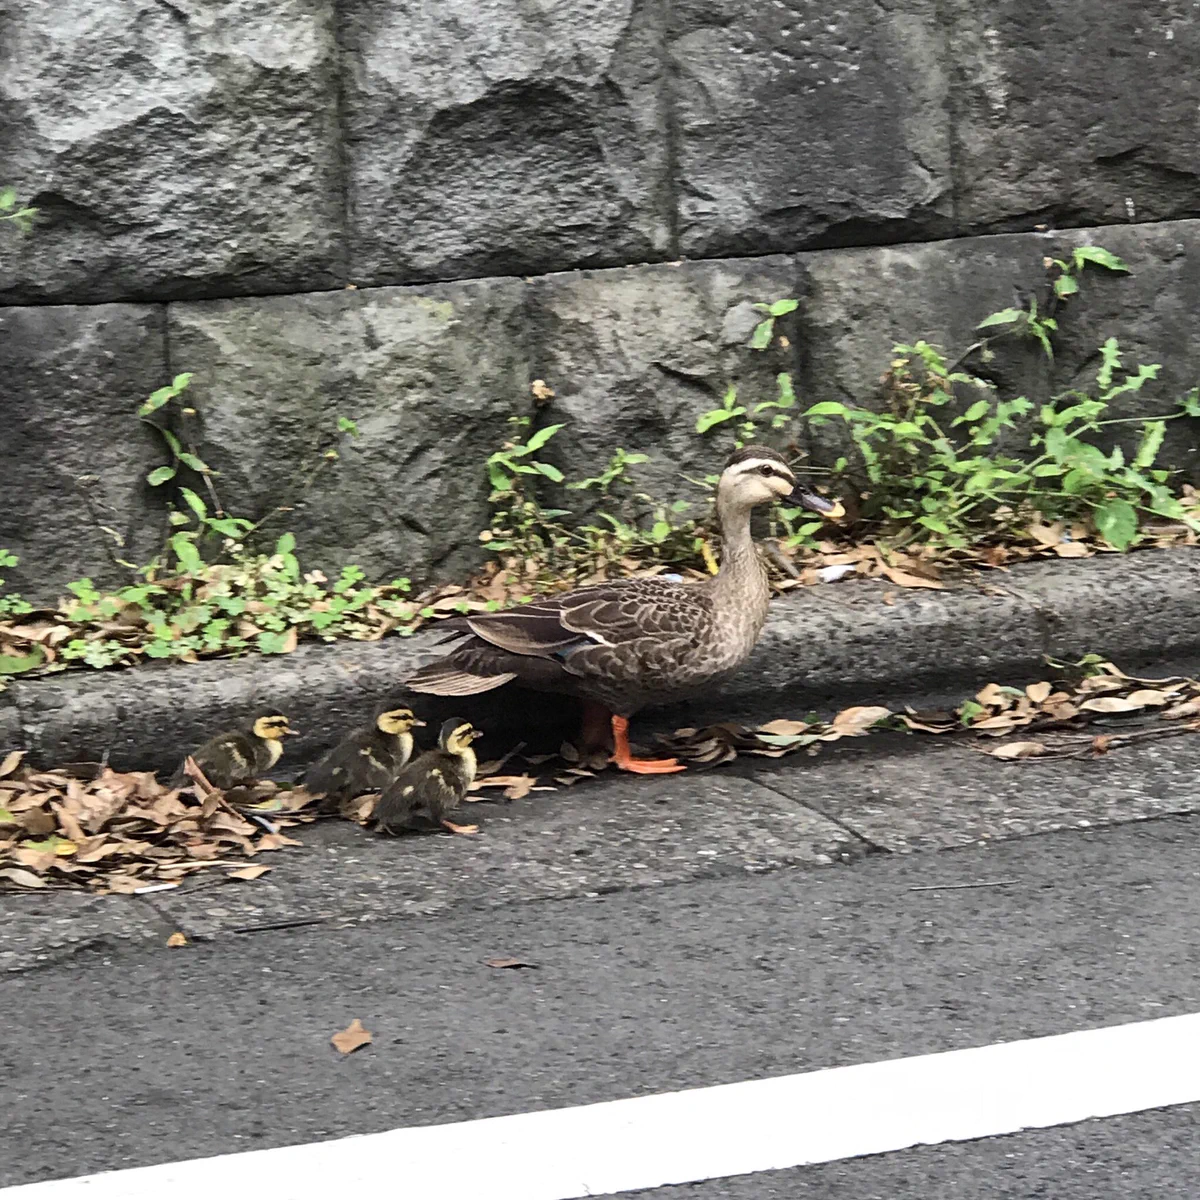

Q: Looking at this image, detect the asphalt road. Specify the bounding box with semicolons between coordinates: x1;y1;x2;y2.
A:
3;804;1200;1196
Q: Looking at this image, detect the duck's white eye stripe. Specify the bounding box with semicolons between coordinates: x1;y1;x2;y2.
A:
732;457;794;482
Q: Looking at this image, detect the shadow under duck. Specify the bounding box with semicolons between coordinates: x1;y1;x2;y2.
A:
304;706;426;810
406;446;842;773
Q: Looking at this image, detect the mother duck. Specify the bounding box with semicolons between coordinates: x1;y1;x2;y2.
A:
407;446;842;773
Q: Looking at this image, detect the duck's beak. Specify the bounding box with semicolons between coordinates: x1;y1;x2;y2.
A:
789;484;845;521
411;718;428;728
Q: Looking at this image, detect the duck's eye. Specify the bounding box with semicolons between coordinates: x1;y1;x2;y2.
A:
758;464;774;477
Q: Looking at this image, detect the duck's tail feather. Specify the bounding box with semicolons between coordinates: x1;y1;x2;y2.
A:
406;664;518;696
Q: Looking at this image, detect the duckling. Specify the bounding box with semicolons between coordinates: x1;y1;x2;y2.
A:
304;707;426;810
374;717;483;836
173;712;296;791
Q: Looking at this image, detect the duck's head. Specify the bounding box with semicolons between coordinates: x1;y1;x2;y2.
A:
376;707;426;736
439;718;483;754
251;713;297;741
718;446;844;519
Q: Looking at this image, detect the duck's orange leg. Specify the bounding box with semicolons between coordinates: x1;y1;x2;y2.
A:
610;714;685;774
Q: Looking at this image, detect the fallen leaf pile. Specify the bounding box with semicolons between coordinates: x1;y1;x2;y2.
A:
0;751;313;894
654;662;1200;767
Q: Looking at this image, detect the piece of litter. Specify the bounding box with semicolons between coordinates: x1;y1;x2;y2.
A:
134;881;181;895
816;564;855;583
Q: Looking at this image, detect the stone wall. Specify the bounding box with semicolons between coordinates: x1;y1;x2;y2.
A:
2;0;1198;599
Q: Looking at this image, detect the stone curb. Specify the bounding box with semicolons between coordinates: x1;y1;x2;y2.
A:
1;548;1197;774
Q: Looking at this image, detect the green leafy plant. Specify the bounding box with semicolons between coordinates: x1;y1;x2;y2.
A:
696;299;800;447
803;335;1198;551
971;245;1130;360
0;188;37;233
0;551;33;618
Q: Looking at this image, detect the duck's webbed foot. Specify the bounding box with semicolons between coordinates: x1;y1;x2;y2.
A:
610;715;685;775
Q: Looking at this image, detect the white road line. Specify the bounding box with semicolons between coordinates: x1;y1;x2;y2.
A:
5;1012;1200;1199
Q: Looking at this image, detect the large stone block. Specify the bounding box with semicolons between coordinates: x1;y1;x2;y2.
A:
796;222;1200;481
0;304;168;602
668;0;952;259
341;0;672;286
950;0;1200;230
797;232;1052;465
0;0;344;304
167;279;531;583
526;255;808;514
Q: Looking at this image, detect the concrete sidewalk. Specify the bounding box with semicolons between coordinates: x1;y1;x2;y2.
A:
4;710;1198;974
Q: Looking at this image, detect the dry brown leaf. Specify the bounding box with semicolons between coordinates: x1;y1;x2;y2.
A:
880;565;944;590
331;1019;373;1055
0;750;25;779
166;931;189;948
254;832;303;852
471;774;538;801
1163;696;1200;720
830;706;893;735
50;802;86;844
485;956;538;970
1080;695;1154;714
899;714;955;734
987;741;1051;760
971;713;1032;731
1123;689;1173;707
1026;522;1064;547
975;682;1015;710
0;866;47;888
227;864;272;881
103;874;148;894
757;719;814;737
1025;682;1053;704
12;847;56;871
1091;735;1112;756
14;808;56;836
1052;541;1091;558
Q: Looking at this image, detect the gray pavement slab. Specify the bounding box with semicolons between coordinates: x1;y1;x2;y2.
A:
749;732;1200;852
149;773;864;942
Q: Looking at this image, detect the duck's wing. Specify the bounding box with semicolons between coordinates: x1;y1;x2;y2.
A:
407;580;714;696
173;731;251;787
305;731;383;797
375;755;460;830
467;579;713;656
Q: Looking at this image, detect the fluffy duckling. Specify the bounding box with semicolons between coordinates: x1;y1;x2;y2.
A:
304;707;426;810
374;717;483;836
173;712;296;790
